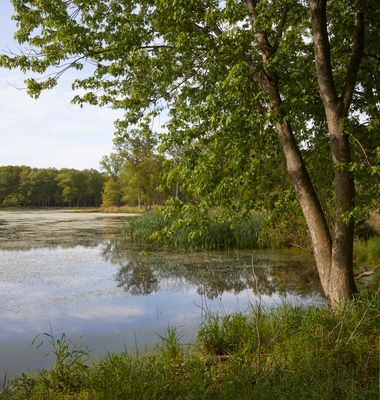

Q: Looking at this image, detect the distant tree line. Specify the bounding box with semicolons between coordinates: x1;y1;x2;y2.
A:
0;128;179;210
0;166;104;207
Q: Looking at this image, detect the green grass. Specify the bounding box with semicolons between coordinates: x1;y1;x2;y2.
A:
127;209;265;250
1;290;379;400
354;236;380;287
354;236;380;269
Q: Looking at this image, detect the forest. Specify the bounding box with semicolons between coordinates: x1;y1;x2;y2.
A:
0;135;168;209
0;166;104;207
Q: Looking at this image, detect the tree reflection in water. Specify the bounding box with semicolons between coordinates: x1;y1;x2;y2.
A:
102;237;324;300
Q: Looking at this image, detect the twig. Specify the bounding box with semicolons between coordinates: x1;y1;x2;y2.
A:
350;134;374;169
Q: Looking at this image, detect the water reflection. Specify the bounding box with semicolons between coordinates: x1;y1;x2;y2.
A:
0;210;324;301
117;261;159;295
103;237;323;300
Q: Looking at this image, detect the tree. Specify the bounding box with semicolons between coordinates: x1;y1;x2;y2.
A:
0;165;104;207
0;166;23;206
19;167;59;206
100;153;125;180
56;169;82;206
82;169;105;206
1;1;378;306
100;153;125;207
120;154;164;208
56;169;104;206
117;123;166;208
102;178;123;207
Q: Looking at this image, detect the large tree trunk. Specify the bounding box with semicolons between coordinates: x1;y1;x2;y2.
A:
266;82;333;299
310;0;363;305
328;113;357;304
250;64;337;303
265;83;357;306
245;0;363;306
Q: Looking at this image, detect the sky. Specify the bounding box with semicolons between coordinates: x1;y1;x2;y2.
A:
0;2;123;170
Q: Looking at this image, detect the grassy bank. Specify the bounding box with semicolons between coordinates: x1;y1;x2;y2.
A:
1;290;378;400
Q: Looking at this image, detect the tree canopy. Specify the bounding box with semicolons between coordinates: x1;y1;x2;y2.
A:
1;0;379;305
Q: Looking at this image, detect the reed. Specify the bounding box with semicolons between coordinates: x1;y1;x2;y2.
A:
127;209;265;250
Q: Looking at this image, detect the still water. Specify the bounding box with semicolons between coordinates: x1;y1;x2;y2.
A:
0;210;325;381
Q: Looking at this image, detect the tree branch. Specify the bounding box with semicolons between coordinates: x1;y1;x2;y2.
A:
310;0;338;109
350;133;377;171
341;1;364;115
272;4;290;53
245;0;274;61
245;0;259;19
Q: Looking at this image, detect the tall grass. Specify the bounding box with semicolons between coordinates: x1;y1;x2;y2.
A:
1;290;378;400
354;236;380;268
127;209;265;250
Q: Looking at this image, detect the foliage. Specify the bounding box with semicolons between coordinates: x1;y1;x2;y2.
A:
0;166;104;208
127;208;265;250
257;190;310;249
0;0;377;213
100;124;168;208
34;331;89;394
120;155;165;208
1;290;378;399
198;313;257;356
101;178;123;207
99;153;124;181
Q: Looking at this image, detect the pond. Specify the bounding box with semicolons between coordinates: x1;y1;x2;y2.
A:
0;210;326;383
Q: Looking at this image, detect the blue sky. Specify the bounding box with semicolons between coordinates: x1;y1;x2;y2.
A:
0;2;123;170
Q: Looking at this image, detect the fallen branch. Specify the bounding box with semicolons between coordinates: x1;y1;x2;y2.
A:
354;265;379;280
